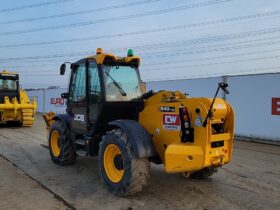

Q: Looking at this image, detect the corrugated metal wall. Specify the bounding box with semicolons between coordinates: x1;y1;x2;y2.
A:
26;89;45;113
228;74;280;141
26;73;280;141
27;88;67;114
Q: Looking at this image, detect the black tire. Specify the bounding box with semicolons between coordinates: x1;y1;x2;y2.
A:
99;128;150;196
190;167;217;179
49;120;76;165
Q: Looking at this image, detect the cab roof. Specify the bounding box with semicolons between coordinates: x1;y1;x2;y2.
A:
86;50;140;66
0;70;19;80
0;70;18;76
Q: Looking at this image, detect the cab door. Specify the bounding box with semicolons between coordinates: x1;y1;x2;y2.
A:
67;60;88;134
88;61;102;130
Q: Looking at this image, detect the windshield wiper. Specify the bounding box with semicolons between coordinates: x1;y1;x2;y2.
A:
104;71;127;96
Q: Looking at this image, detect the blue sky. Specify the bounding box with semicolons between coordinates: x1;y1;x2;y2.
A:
0;0;280;88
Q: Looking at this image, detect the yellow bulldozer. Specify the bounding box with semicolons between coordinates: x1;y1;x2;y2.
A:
0;70;37;126
43;48;234;196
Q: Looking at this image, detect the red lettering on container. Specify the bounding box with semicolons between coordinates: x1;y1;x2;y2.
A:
272;98;280;115
50;98;65;105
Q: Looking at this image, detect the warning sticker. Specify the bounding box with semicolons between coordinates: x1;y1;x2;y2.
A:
162;114;180;130
194;116;204;127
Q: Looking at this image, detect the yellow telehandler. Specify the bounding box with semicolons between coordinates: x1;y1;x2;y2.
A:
0;70;37;126
43;48;234;196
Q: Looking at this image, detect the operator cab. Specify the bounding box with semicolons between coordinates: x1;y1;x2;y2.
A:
60;49;145;136
0;71;19;103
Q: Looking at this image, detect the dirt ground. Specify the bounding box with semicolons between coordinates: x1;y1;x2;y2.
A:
0;114;279;210
0;156;68;210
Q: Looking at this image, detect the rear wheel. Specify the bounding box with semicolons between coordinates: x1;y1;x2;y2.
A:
99;129;150;196
189;167;217;179
49;120;76;165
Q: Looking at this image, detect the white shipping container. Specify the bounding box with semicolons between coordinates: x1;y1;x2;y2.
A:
26;89;45;113
26;88;67;114
44;88;67;113
228;74;280;141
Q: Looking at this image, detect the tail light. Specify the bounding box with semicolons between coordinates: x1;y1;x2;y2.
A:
179;107;194;143
182;108;188;121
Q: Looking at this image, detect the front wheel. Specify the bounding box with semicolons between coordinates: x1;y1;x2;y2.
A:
99;129;150;196
49;120;76;165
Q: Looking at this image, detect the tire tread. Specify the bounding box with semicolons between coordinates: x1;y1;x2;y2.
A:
49;120;76;165
99;128;150;196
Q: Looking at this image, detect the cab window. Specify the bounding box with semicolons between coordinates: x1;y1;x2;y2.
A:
103;65;142;101
0;79;17;91
69;64;86;102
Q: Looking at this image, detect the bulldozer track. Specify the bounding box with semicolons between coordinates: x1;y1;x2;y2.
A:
21;109;35;126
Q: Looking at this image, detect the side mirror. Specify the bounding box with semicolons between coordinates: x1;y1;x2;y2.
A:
61;92;69;99
60;64;66;75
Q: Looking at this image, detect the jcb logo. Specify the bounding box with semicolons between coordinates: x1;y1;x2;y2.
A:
74;114;84;122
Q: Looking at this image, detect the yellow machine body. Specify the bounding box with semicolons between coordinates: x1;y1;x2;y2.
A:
43;49;234;177
139;91;234;173
0;70;37;126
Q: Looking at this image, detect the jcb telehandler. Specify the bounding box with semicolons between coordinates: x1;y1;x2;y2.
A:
0;70;37;126
43;48;234;196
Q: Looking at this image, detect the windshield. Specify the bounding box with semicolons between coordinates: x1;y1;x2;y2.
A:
103;65;142;101
0;79;17;91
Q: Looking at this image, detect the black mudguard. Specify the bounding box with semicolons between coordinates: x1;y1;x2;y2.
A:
52;114;71;128
109;120;156;158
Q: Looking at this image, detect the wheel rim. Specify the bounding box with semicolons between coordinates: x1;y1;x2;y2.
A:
103;144;124;183
51;130;61;157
